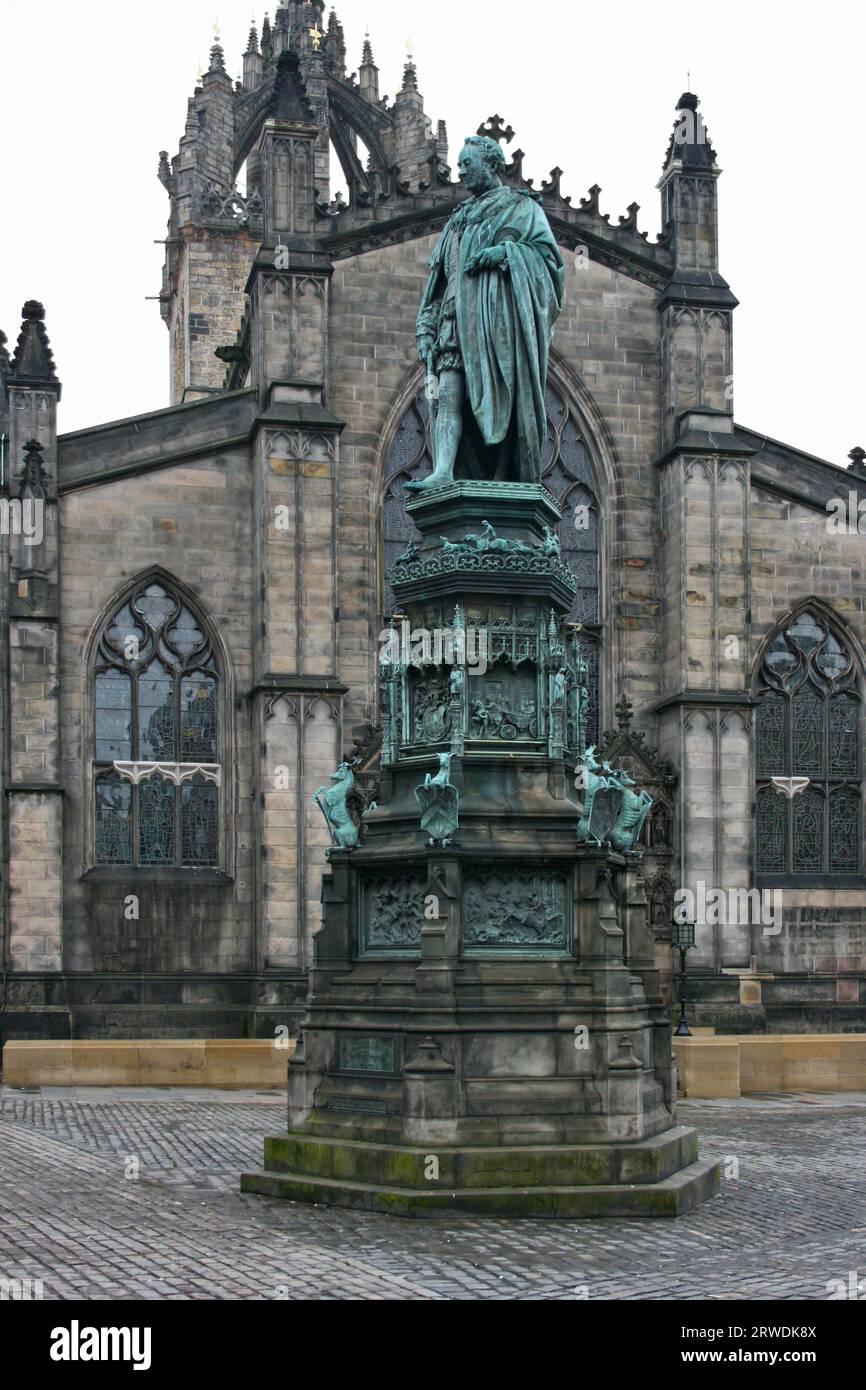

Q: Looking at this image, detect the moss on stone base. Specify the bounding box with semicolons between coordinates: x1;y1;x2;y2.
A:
240;1158;721;1219
259;1126;700;1191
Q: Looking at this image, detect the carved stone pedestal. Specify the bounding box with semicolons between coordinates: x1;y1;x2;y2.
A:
241;483;719;1217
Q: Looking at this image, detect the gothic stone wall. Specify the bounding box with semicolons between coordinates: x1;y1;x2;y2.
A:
57;448;257;1032
170;229;259;404
655;474;866;1013
750;484;866;986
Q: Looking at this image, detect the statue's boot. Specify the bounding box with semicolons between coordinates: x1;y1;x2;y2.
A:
404;466;455;493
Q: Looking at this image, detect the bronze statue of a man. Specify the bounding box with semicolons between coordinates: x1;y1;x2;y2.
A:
406;135;565;492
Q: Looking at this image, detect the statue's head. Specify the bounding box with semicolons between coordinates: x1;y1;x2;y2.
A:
458;136;506;193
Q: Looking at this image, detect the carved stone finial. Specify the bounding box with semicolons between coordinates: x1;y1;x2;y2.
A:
610;1036;642;1070
157;150;172;190
476;114;515;146
579;184;609;222
261;14;273;61
19;439;48;498
208;41;226;74
542;167;566;201
401;54;418;91
662;90;717;171
11;301;60;392
847;446;866;476
618;202;641;234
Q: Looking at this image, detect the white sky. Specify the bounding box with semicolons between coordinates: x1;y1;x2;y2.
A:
1;0;863;465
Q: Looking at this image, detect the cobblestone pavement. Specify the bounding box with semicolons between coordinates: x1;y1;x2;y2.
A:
2;1084;865;1301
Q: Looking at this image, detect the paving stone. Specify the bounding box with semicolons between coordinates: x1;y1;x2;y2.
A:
1;1085;865;1300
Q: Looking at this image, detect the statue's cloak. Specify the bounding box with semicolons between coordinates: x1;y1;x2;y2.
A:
418;184;566;479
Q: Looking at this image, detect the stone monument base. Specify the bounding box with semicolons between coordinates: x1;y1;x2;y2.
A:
241;1126;719;1218
240;479;721;1223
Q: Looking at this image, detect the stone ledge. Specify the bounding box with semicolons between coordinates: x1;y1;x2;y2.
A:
1;1039;295;1089
674;1033;866;1098
261;1125;700;1189
240;1156;720;1218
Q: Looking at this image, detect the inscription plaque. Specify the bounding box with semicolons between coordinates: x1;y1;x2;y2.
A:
337;1035;398;1075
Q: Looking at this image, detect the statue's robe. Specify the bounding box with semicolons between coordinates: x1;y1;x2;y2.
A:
417;184;566;481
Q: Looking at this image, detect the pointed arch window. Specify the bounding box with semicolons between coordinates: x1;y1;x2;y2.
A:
92;580;221;868
755;610;862;880
379;380;602;745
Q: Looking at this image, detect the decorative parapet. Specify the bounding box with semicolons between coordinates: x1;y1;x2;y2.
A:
389;546;577;594
198;183;264;228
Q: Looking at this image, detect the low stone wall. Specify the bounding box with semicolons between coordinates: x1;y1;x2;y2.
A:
1;1039;295;1089
674;1033;866;1098
6;1034;863;1097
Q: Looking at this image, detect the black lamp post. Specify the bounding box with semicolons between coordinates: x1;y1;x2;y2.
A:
671;911;696;1037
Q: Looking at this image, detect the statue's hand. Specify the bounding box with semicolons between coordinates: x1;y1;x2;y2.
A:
467;245;509;275
418;335;434;363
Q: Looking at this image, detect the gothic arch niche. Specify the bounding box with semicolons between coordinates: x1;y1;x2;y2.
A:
85;571;232;874
753;603;863;882
378;373;605;745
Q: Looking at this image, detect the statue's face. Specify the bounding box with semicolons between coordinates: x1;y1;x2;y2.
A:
458;142;493;193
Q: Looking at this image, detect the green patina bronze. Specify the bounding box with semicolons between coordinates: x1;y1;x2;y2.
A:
414;752;459;846
406;136;565;491
575;747;653;852
312;762;376;851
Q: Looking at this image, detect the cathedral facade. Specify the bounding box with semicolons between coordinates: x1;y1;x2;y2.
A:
1;3;864;1042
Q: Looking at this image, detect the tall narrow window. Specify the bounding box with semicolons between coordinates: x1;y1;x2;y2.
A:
755;610;862;879
380;381;602;744
93;580;221;868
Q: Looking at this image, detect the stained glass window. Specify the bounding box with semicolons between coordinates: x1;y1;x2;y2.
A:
95;671;132;761
380;380;602;744
95;772;133;864
93;580;221;868
139;774;176;866
181;777;220;868
755;785;786;874
755;610;861;878
756;692;785;777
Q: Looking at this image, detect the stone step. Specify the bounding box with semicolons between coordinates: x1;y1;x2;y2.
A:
240;1157;721;1218
261;1124;701;1189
